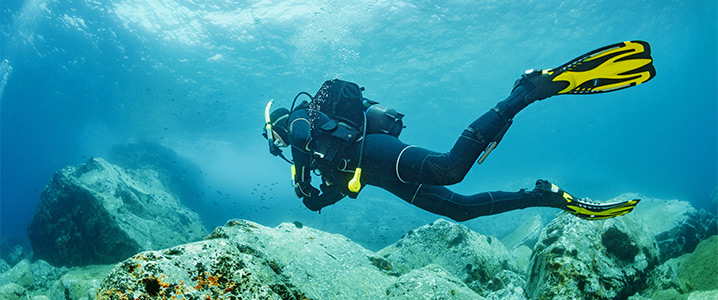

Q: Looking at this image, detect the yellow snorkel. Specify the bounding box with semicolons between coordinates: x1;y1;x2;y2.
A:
264;99;293;165
264;99;274;144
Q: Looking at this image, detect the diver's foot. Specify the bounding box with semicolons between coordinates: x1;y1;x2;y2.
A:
493;69;559;120
512;69;563;101
533;179;640;220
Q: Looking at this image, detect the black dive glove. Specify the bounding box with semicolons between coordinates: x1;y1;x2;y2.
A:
302;182;345;212
294;182;319;199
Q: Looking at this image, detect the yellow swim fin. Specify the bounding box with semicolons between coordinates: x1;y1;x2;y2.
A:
564;198;641;220
543;40;656;95
535;180;641;220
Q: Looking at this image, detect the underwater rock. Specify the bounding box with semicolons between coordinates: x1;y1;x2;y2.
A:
628;193;718;262
0;260;33;291
526;212;660;300
96;219;500;299
500;214;543;251
107;141;204;207
0;260;9;274
0;282;29;300
377;218;521;296
627;288;685;300
484;270;528;300
384;264;482;300
635;258;690;300
92;210;713;300
97;239;292;300
0;259;63;298
0;259;114;300
509;245;533;276
98;219;398;299
27;158;207;267
47;264;114;300
215;220;396;299
1;239;32;267
686;290;718;299
631;235;718;299
6;246;32;268
677;235;718;291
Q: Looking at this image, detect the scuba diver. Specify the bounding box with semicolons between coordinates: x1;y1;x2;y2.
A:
263;41;655;221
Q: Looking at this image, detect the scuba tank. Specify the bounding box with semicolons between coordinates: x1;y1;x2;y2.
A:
364;103;404;137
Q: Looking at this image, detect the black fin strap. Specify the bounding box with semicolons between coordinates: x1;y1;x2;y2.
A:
463;126;485;144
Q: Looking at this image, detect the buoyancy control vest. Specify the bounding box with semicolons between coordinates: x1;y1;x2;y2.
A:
292;79;405;194
308;79;404;138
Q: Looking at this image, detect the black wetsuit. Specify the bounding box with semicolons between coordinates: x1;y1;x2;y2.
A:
288;80;555;222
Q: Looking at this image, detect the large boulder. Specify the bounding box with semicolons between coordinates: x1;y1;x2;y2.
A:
676;235;718;292
0;283;29;300
97;238;293;300
526;212;660;300
27;158;207;267
97;219;395;299
500;214;544;275
97;219;489;299
377;218;523;297
630;235;718;299
107;141;204;207
627;193;717;261
500;214;543;251
207;219;396;299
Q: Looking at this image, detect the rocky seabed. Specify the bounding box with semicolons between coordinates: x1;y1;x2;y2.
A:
1;158;716;299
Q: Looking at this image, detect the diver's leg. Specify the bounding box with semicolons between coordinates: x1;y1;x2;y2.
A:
389;73;554;185
462;71;556;147
491;70;556;120
358;109;513;186
369;178;640;222
359;134;485;185
413;185;557;222
360;73;554;186
370;178;553;222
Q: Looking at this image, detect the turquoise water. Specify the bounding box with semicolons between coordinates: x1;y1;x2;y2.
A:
1;0;716;247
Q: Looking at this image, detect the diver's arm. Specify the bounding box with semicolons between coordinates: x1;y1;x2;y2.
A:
287;109;345;211
287;109;316;198
302;180;346;211
291;148;345;211
290;141;318;200
288;110;325;207
292;146;345;211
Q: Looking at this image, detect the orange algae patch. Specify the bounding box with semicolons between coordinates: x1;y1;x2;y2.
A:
207;274;220;286
223;282;238;294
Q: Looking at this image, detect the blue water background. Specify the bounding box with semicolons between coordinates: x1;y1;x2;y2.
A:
1;0;716;247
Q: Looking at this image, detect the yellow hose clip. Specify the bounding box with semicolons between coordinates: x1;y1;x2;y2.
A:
348;167;362;192
291;164;297;187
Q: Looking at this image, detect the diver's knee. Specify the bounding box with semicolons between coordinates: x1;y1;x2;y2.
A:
441;172;466;185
